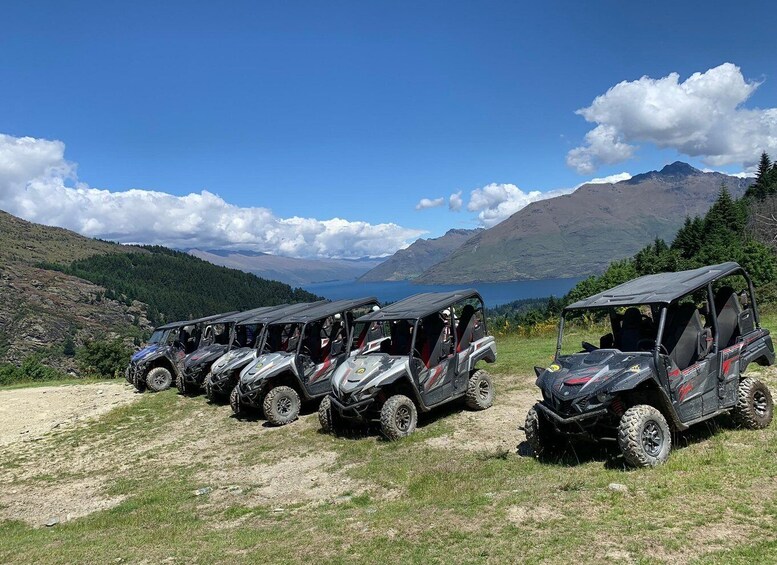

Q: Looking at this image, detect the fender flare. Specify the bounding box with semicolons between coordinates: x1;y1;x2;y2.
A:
610;373;686;431
375;371;430;412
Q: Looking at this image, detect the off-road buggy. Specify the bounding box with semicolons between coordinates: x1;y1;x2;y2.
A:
319;290;497;440
204;301;325;402
125;312;236;392
525;262;775;467
176;308;271;395
231;297;380;425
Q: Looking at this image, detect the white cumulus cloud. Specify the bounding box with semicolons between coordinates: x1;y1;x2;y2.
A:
0;133;424;259
466;183;573;228
576;171;632;188
448;190;463;211
567;63;777;173
415;197;445;210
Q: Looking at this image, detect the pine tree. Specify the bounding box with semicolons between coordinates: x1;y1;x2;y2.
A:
747;152;776;200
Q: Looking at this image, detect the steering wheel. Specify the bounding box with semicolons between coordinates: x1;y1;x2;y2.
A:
581;341;598;352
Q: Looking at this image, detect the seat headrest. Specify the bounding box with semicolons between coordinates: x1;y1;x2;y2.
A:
622;307;642;328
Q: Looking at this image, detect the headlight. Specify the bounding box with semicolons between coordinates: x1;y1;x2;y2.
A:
596;391;612;403
356;386;379;401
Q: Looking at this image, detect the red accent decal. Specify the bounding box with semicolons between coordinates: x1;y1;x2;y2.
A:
722;357;738;376
425;365;446;390
312;358;332;382
565;377;591;385
678;382;693;401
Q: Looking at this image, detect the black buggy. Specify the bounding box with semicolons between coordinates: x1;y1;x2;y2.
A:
231;297;380;425
204;301;325;402
320;290;497;440
176;308;270;395
525;262;775;467
125;312;235;392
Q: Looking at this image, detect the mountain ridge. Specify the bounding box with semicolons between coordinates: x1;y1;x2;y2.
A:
416;163;753;283
187;249;384;285
358;228;483;282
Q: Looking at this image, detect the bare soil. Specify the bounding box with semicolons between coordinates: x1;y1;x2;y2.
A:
424;385;538;452
0;382;139;525
0;382;139;447
0;378;531;527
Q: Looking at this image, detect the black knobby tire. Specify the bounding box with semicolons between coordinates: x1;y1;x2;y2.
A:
263;385;301;426
230;386;243;416
465;369;494;410
204;375;215;402
132;370;146;392
617;405;672;467
733;377;774;429
318;396;340;434
524;405;560;458
380;394;418;440
176;373;187;395
145;367;173;392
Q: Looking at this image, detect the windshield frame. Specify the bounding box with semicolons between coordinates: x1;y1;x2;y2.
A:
555;304;664;359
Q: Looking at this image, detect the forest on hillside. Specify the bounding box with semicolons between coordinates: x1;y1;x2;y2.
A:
42;246;320;326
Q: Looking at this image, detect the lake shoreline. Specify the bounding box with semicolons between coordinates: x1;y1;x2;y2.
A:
303;278;583;308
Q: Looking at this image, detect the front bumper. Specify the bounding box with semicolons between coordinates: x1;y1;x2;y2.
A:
535;402;609;425
183;365;209;386
127;364;146;388
209;371;239;394
236;380;268;408
330;395;376;422
534;400;618;441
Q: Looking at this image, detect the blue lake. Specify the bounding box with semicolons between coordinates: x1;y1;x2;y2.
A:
303;278;583;307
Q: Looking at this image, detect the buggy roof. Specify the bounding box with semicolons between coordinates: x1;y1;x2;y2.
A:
154;311;239;331
267;297;379;324
356;290;483;322
238;301;327;325
206;307;290;326
565;262;744;310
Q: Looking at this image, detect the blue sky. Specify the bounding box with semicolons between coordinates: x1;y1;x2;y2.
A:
1;0;776;257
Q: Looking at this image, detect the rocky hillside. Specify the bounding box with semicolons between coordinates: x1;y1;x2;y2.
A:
418;163;753;283
0;211;152;372
358;228;482;281
0;264;151;372
0;210;318;374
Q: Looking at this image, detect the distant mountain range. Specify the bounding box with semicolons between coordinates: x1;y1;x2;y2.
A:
188;249;384;286
418;163;752;283
358;228;483;282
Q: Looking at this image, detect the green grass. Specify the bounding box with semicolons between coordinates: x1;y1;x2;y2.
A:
1;320;777;564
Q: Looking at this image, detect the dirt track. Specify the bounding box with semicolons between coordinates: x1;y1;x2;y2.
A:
0;378;537;526
0;382;139;447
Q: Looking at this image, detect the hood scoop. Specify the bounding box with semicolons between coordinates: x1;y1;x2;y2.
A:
581;350;616;365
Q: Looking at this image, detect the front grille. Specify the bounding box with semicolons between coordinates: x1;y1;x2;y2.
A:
552;398;576;416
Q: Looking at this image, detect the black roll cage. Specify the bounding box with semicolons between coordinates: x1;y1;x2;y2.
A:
555;266;760;367
349;296;488;360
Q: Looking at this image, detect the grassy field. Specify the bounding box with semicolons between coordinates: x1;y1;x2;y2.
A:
1;316;776;564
